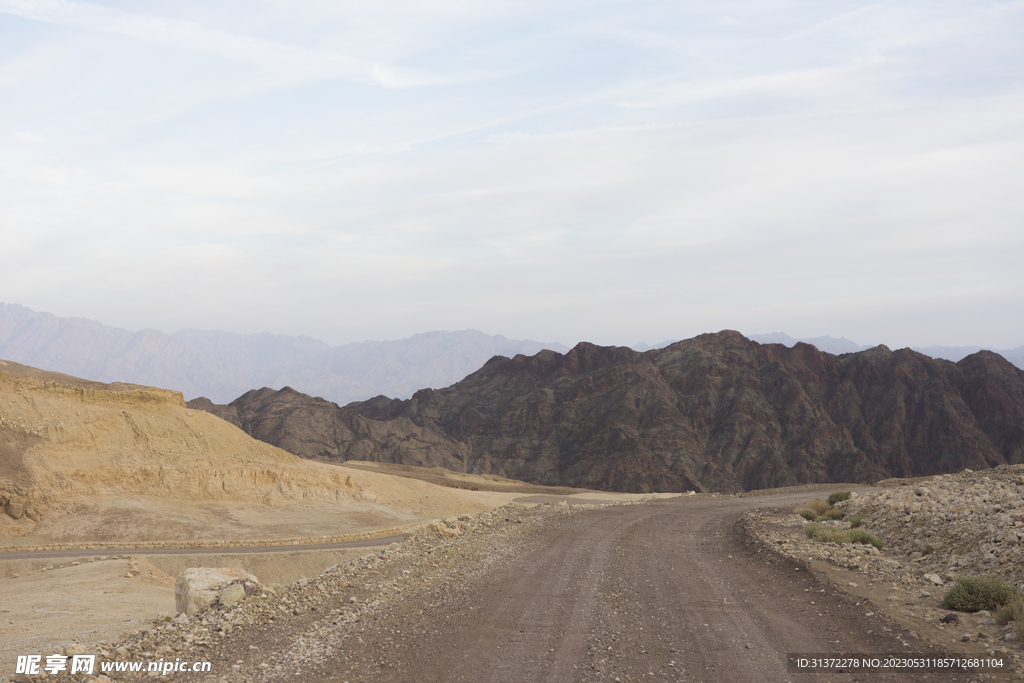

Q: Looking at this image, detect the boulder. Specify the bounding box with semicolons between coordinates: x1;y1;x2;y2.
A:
174;568;259;616
5;496;26;520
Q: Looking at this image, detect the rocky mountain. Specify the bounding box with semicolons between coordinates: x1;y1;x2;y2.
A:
190;331;1024;494
0;303;568;404
746;331;1024;370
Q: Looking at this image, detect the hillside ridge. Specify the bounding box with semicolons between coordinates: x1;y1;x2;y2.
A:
191;331;1024;494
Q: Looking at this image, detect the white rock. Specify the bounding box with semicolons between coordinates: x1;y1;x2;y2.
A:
219;583;246;606
175;568;259;616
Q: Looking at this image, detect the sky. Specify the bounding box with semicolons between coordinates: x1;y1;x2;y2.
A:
1;0;1021;350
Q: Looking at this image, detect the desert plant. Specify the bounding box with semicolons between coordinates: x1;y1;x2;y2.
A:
817;509;846;521
941;575;1020;612
805;499;831;516
827;491;852;506
795;508;816;521
996;603;1016;626
804;523;884;549
848;512;866;528
807;524;846;544
846;528;884;549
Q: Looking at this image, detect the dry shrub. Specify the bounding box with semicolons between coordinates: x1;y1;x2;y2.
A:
795;508;816;521
805;499;831;516
1011;592;1024;644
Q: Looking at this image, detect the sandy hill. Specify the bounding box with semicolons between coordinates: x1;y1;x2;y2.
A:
0;359;520;545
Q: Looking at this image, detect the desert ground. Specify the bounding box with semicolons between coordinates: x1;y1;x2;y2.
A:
24;483;1010;683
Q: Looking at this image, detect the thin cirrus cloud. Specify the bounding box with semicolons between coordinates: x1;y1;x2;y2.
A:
0;0;481;87
0;0;1021;349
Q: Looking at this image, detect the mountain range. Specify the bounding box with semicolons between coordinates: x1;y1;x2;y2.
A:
0;303;568;405
2;302;1022;410
747;332;1024;368
190;331;1024;493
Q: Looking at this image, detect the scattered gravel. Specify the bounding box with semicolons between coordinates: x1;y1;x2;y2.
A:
9;501;610;682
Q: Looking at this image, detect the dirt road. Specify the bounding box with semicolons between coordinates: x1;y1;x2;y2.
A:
158;490;984;683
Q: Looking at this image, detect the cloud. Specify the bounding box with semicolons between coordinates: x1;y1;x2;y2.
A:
0;0;1021;348
0;0;475;87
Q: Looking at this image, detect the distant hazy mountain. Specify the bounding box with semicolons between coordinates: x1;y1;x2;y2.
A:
746;332;1024;371
746;332;869;355
914;345;1024;369
176;328;571;404
0;303;242;398
0;303;569;404
630;340;678;352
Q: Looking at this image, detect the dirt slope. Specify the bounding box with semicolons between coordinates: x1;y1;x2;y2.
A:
0;359;519;545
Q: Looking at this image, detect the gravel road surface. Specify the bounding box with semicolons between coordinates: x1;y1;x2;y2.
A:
120;489;984;683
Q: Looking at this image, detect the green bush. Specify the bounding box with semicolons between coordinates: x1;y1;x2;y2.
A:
827;491;852;506
848;512;866;528
846;528;884;550
796;508;816;521
941;575;1020;612
804;523;883;549
817;509;846;521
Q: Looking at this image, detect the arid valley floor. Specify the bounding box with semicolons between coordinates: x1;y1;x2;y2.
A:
3;359;1024;681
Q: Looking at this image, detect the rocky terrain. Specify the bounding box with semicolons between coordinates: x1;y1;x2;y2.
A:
192;330;1024;494
0;303;567;404
842;464;1024;587
745;466;1024;676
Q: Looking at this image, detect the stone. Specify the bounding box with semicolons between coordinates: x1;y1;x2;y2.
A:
175;568;259;616
64;643;87;656
5;497;26;520
923;573;944;585
219;584;246;606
